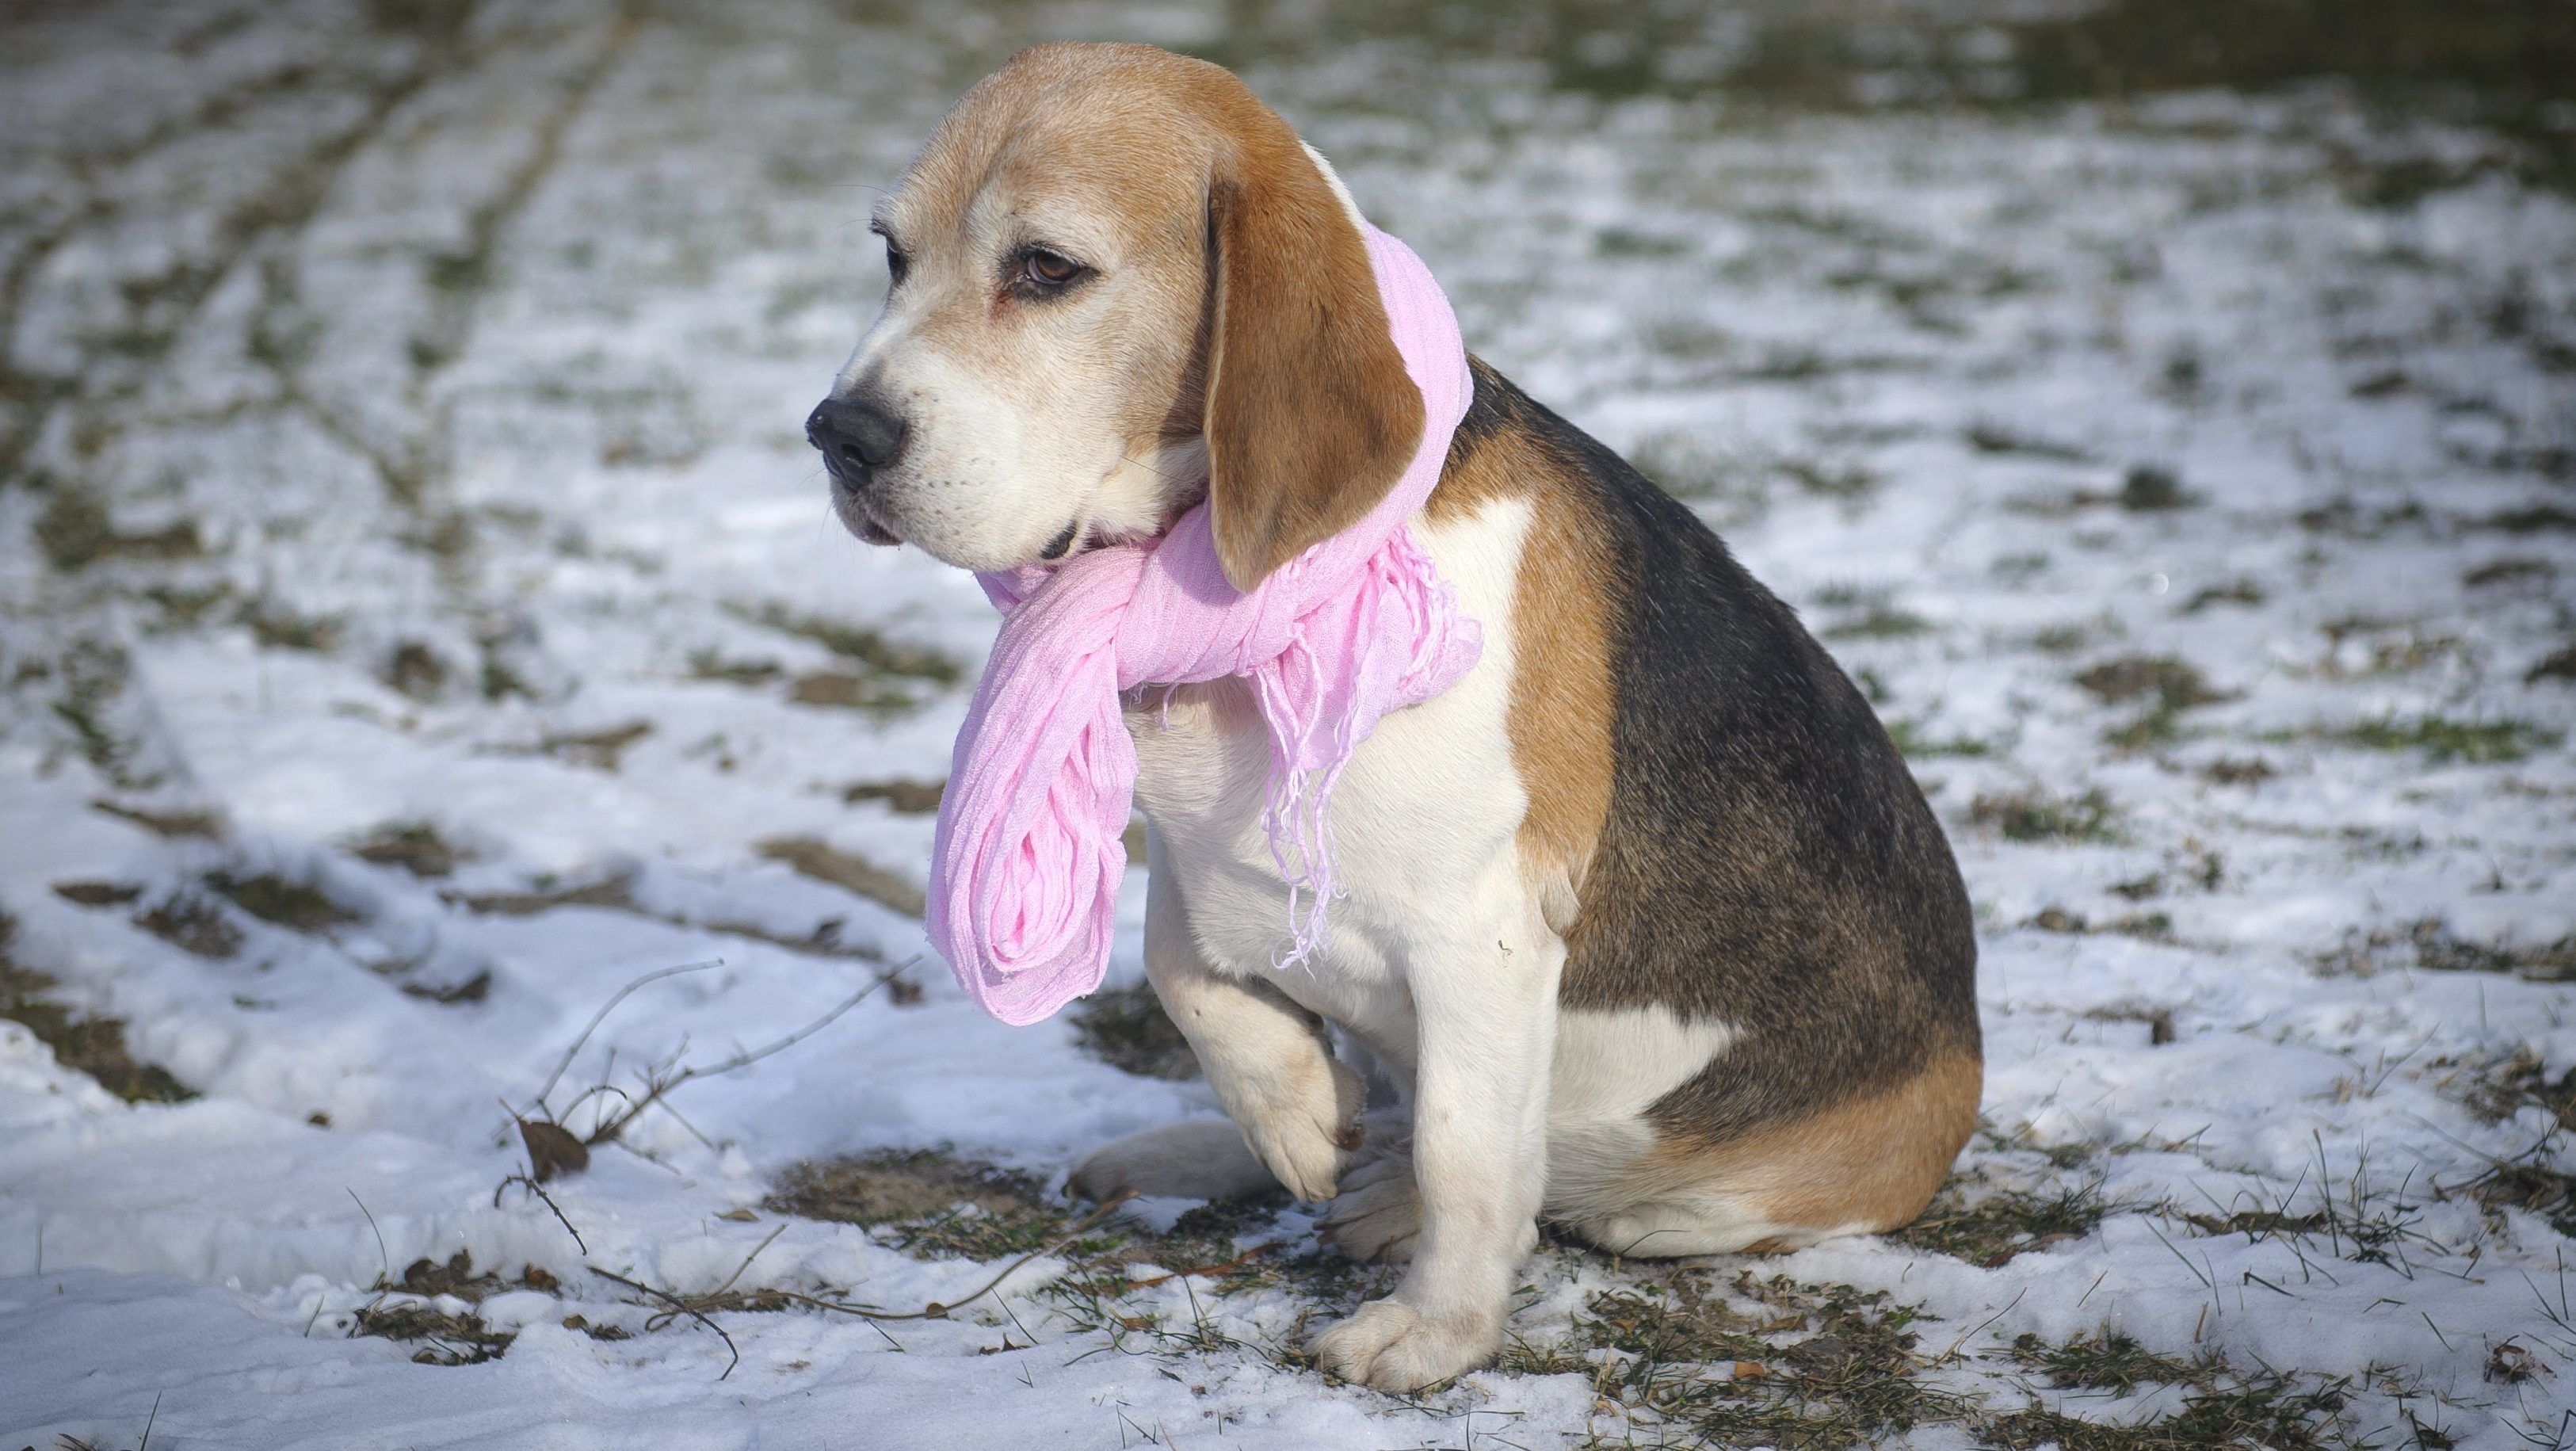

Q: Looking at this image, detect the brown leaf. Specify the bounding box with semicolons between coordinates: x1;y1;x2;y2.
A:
519;1118;590;1183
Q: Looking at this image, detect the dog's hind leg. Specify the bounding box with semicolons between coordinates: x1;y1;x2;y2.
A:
1070;1118;1280;1201
1559;1052;1980;1258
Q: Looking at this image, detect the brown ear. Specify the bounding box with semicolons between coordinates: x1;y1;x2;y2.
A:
1202;129;1425;591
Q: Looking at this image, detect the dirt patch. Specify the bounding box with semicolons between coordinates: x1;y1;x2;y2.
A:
765;1146;1284;1280
349;821;468;877
2199;755;2275;787
2076;655;2225;709
731;603;961;718
459;875;636;916
90;799;222;838
535;720;652;772
841;778;945;813
134;893;245;958
0;915;195;1104
766;1147;1059;1260
2113;465;2192;511
2465;556;2557;590
35;491;203;571
756;837;925;918
400;969;493;1006
2026;907;2175;943
787;670;922;715
1069;983;1199;1080
380;640;451;700
208;870;359;932
768;1148;1044;1228
2181;580;2265;613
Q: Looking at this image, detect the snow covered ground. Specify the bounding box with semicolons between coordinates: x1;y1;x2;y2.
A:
3;1;2574;1446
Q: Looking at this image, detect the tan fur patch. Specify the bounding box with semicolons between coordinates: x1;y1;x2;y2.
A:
1429;382;1617;928
1632;1052;1982;1240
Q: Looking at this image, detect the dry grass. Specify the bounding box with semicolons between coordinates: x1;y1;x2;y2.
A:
2444;1048;2576;1236
1989;1335;2354;1450
346;1251;559;1366
1892;1179;2130;1267
2272;714;2559;764
2078;654;2230;749
766;1146;1285;1282
1971;786;2122;843
1537;1270;1979;1449
2317;918;2576;982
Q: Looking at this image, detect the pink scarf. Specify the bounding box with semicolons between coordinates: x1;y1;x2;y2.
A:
926;223;1480;1026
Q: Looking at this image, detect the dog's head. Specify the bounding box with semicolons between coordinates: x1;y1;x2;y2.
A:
807;43;1424;590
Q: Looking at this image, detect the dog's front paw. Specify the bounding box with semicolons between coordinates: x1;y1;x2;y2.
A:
1311;1297;1500;1392
1224;1056;1364;1202
1319;1148;1420;1262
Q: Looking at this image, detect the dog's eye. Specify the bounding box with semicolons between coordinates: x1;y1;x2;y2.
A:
1019;248;1085;291
883;240;909;288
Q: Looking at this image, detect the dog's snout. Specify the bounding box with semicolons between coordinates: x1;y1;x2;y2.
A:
807;391;910;478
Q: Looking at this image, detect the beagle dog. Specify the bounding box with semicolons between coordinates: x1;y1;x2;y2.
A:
809;43;1980;1391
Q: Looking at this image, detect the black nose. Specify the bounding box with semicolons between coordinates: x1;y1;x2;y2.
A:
805;391;909;478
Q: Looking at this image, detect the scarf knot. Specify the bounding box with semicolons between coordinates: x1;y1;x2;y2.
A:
926;224;1479;1025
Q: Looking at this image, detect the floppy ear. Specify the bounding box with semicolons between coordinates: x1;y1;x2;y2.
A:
1202;132;1425;591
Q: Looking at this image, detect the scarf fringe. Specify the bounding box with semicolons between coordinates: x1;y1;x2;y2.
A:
929;224;1477;1025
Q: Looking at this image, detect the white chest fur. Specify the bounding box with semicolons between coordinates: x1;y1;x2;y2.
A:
1125;496;1536;1070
